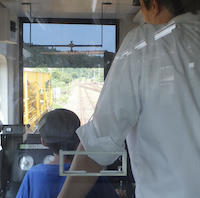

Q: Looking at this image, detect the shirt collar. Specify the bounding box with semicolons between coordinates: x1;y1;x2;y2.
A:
169;10;200;24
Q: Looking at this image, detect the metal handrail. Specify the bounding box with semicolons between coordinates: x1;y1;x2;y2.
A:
59;150;127;176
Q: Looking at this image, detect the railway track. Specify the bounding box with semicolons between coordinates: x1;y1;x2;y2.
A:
79;82;101;93
79;82;101;125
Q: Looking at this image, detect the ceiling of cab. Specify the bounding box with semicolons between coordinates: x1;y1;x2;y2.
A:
0;0;140;19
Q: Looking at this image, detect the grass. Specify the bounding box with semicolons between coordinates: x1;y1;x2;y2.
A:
52;81;75;108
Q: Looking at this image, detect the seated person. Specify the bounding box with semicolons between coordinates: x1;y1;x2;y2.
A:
16;109;121;198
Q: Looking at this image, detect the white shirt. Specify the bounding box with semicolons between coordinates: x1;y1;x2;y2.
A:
76;11;200;198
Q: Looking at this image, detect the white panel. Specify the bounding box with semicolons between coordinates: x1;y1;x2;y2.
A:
0;54;8;124
0;7;18;44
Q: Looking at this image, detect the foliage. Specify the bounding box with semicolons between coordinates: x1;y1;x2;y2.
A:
23;42;103;68
52;103;63;109
32;66;49;73
59;94;68;103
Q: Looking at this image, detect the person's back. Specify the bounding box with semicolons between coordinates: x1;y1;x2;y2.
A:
124;12;200;198
16;163;70;198
77;15;200;197
57;5;200;198
16;109;120;198
17;163;119;198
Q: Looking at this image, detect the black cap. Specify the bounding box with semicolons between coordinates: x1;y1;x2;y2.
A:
38;109;80;148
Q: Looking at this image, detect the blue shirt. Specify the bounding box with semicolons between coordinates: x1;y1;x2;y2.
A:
16;163;120;198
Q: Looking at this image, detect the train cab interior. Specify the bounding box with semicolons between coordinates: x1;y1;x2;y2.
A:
0;0;146;197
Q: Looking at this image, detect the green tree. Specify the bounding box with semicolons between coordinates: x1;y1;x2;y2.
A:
51;69;62;80
33;66;49;73
60;73;72;84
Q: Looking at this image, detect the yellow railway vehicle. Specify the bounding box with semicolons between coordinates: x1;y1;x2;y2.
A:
23;71;52;131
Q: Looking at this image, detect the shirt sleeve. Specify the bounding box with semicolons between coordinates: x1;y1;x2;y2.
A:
76;29;142;166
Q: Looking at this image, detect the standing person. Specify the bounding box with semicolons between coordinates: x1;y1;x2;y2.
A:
58;0;200;198
16;109;121;198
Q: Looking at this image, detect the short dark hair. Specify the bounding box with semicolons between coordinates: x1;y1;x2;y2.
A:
143;0;200;16
38;109;80;155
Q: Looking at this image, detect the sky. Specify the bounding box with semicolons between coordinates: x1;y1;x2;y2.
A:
23;23;116;53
